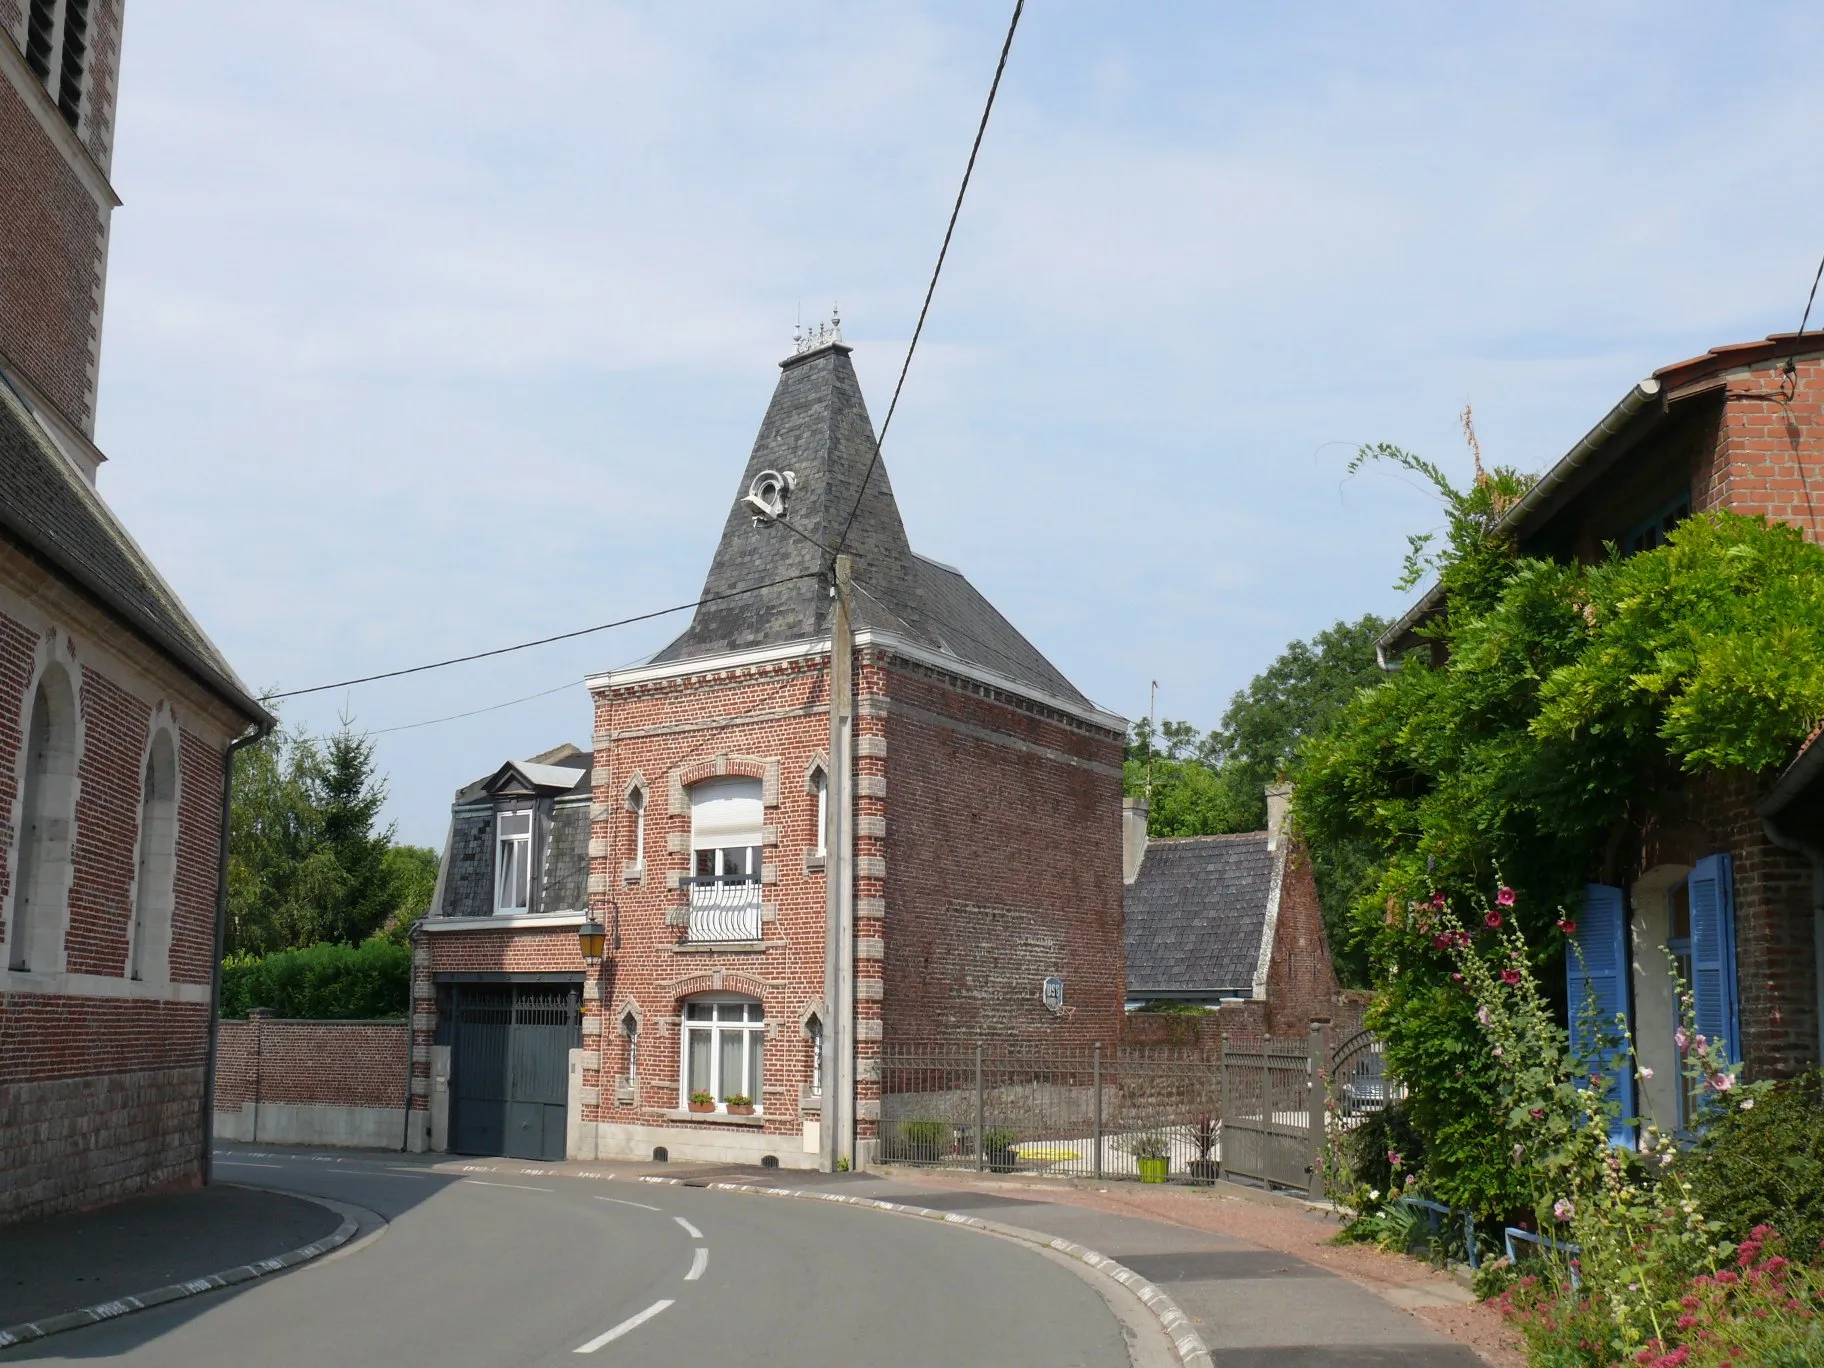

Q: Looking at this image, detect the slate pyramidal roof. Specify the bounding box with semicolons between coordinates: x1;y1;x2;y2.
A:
648;342;1110;721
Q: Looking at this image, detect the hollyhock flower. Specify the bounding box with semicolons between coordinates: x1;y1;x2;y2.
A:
1660;1152;1674;1167
1450;972;1463;983
1553;1198;1574;1222
1529;1108;1545;1120
1387;1150;1402;1168
1740;1097;1755;1110
1496;886;1516;907
1432;934;1451;952
1557;918;1577;935
1493;1047;1504;1057
1501;968;1522;986
1675;1028;1689;1051
1431;891;1447;910
1477;1006;1492;1026
1485;910;1504;929
1709;1071;1734;1092
1639;1066;1654;1079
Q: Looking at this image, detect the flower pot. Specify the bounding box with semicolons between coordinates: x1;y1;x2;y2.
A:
687;1101;715;1114
727;1103;754;1116
1137;1156;1170;1184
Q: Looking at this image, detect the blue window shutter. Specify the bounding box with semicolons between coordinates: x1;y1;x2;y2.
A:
1688;854;1741;1068
1568;883;1635;1147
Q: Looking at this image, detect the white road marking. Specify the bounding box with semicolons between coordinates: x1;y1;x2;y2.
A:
215;1161;281;1168
673;1216;703;1239
685;1247;708;1281
574;1299;675;1353
594;1196;663;1212
464;1179;553;1192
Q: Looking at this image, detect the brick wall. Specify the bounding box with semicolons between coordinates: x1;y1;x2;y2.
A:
1692;357;1824;542
214;1017;410;1112
1260;838;1343;1037
0;70;106;434
879;653;1126;1046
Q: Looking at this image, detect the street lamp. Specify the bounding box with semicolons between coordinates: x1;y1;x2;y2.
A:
577;919;607;967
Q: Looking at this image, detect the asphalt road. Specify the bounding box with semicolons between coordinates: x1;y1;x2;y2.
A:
6;1152;1141;1366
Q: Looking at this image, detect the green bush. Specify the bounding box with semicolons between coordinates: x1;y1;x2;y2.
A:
899;1120;948;1150
1686;1072;1824;1256
219;937;411;1019
1344;1101;1426;1198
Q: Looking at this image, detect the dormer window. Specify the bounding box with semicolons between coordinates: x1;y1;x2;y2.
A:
495;809;533;913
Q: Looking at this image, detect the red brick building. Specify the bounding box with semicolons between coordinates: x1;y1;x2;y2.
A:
1378;335;1824;1133
414;334;1126;1169
0;2;271;1223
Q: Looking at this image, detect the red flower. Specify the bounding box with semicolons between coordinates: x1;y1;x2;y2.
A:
1500;968;1522;986
1485;910;1504;929
1432;934;1451;952
1431;891;1447;910
1557;918;1577;935
1496;886;1516;907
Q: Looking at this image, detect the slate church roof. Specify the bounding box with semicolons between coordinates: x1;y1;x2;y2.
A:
1124;833;1277;999
0;373;266;722
654;342;1090;708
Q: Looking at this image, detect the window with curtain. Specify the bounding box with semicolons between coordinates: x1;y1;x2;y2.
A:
681;995;765;1110
807;1013;823;1097
495;809;533;912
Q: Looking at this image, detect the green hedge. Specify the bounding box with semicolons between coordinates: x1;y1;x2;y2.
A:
219;938;410;1019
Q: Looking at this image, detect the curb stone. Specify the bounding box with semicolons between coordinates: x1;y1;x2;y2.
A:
0;1189;377;1352
639;1176;1214;1368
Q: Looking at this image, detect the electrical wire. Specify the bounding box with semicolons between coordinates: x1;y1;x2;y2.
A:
367;679;581;736
271;571;819;699
831;0;1024;558
1798;250;1824;339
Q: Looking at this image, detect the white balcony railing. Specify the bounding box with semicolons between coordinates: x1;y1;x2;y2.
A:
684;878;763;942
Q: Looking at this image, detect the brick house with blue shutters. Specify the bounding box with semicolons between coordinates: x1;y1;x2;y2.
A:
1378;334;1824;1139
412;330;1128;1168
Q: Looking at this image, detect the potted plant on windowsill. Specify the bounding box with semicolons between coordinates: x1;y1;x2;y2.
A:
726;1094;755;1116
1124;1131;1172;1184
687;1091;715;1114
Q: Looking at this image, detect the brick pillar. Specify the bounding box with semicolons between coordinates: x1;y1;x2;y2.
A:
405;931;434;1152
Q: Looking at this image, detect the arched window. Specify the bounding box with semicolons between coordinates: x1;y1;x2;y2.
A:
8;663;77;973
810;766;828;857
681;994;764;1111
129;729;178;981
806;1011;823;1098
628;785;646;869
622;1008;640;1080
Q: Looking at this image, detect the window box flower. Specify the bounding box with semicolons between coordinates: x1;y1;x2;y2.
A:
688;1091;715;1114
726;1095;755;1116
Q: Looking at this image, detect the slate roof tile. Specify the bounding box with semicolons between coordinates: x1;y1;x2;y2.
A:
1124;833;1275;996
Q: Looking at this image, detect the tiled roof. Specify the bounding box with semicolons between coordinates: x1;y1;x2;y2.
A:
1124;833;1275;997
441;746;594;919
653;344;1090;708
0;375;265;722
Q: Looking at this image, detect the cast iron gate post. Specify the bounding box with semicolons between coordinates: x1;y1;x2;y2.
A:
974;1043;985;1172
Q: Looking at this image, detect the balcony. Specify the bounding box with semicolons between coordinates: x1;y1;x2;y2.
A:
682;876;764;942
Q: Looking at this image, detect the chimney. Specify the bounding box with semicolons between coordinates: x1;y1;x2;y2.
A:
1123;796;1149;884
1265;782;1293;852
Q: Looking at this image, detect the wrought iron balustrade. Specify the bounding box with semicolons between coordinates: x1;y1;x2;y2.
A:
681;876;763;942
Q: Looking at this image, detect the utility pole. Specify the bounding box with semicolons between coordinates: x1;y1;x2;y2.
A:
823;554;855;1171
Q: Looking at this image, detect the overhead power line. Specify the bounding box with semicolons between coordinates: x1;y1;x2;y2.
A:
367;678;581;736
271;572;819;700
832;0;1025;557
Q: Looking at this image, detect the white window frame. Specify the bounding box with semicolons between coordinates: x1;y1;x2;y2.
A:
812;768;828;857
807;1012;823;1097
495;808;533;913
679;994;765;1113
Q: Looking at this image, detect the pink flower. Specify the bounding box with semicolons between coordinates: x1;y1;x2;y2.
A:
1432;934;1451;952
1496;886;1516;907
1485;910;1504;929
1553;1198;1574;1222
1450;972;1464;983
1695;1034;1707;1050
1431;891;1447;910
1493;1046;1504;1057
1387;1150;1402;1168
1477;1006;1492;1026
1529;1108;1545;1120
1709;1071;1734;1093
1675;1028;1689;1051
1557;918;1577;936
1500;968;1522;987
1639;1066;1654;1079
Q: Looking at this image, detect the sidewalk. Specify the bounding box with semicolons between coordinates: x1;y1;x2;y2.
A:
0;1183;348;1337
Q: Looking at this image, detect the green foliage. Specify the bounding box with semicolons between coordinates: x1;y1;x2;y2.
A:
228;710;428;955
1134;999;1207;1016
899;1120;948;1150
1685;1073;1824;1257
1343;1101;1426;1200
219;937;411;1019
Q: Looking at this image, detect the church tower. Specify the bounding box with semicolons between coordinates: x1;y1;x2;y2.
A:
0;0;128;484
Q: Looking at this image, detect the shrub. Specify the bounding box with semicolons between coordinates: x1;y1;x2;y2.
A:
219;937;410;1019
1344;1101;1426;1198
899;1120;948;1153
1685;1073;1824;1257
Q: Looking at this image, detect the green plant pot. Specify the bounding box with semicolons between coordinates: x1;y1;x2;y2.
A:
1138;1156;1170;1184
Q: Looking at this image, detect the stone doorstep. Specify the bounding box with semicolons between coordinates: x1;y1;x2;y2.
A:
0;1191;372;1352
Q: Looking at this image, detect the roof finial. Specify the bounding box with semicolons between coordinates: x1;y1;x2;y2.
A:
793;305;845;355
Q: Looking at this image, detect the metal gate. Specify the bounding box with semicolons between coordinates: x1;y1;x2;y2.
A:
448;983;580;1161
1219;1031;1321;1192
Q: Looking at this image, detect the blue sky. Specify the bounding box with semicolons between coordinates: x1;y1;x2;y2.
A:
93;2;1824;846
